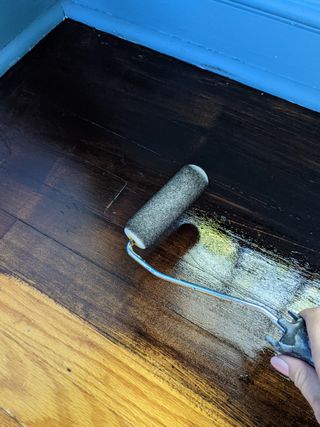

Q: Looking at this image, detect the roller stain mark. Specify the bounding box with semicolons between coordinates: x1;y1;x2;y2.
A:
164;209;320;358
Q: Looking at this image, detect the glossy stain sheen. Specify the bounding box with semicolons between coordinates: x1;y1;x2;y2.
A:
170;211;320;357
0;21;320;426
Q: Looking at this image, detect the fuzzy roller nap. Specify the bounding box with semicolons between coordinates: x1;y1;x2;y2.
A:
124;165;314;367
125;164;208;249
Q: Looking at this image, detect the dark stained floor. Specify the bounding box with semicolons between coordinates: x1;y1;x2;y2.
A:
1;19;320;426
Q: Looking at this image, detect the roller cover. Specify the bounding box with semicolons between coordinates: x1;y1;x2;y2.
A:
124;164;208;249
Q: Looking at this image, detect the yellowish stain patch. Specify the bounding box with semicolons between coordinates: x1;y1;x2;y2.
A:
198;221;237;258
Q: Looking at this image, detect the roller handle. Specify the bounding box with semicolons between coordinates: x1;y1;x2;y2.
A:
266;311;314;367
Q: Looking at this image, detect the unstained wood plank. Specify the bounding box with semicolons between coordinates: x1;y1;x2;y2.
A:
0;273;222;427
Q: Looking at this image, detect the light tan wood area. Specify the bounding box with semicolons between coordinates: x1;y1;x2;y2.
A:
0;273;227;426
0;409;21;427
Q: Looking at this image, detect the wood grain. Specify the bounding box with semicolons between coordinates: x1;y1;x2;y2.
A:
0;210;15;238
0;409;21;427
11;20;320;265
0;273;224;426
1;219;317;426
0;20;320;426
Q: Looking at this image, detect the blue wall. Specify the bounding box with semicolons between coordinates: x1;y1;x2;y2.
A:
0;0;57;48
0;0;64;76
63;0;320;112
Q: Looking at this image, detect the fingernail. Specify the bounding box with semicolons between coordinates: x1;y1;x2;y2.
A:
271;356;289;377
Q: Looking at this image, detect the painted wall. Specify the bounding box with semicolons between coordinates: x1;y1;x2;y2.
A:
0;0;57;49
63;0;320;112
0;0;64;76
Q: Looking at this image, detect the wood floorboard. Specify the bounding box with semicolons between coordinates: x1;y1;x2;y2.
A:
2;33;320;264
1;220;315;426
0;210;15;238
1;19;320;426
0;408;21;427
0;140;127;216
1;85;318;263
0;273;222;426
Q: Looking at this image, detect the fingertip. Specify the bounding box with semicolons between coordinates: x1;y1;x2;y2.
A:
271;356;290;377
272;355;320;424
301;307;320;320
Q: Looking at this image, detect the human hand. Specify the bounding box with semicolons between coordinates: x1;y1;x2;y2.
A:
271;308;320;424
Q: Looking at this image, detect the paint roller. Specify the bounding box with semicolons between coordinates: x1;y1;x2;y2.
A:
124;164;314;367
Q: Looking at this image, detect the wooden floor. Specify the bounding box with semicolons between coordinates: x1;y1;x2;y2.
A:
0;19;320;426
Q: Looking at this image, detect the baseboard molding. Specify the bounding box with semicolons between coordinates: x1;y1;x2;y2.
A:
63;0;320;112
0;2;64;78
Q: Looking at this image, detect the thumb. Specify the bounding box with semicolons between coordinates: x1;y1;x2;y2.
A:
271;355;320;423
